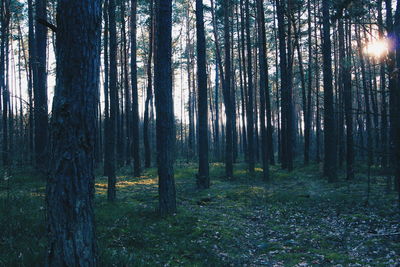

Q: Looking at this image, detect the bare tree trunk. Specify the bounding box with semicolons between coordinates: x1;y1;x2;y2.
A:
107;0;117;201
143;0;154;168
256;0;269;180
196;0;209;188
46;0;101;264
322;0;337;182
131;0;141;177
154;0;177;216
34;0;49;170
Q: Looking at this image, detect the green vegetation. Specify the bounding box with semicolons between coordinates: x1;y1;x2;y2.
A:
0;163;399;266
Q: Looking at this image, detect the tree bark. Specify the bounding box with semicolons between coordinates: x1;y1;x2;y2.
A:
143;0;154;168
34;0;49;170
154;0;177;216
196;0;209;189
107;0;117;201
46;0;101;264
245;0;255;173
131;0;141;177
322;0;337;182
256;0;270;180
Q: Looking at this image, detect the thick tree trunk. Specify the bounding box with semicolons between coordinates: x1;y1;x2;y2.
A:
46;0;101;264
154;0;177;216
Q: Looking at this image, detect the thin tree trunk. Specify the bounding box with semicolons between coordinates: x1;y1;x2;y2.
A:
131;0;141;177
143;0;154;168
196;0;209;188
322;0;337;182
107;0;117;201
256;0;269;180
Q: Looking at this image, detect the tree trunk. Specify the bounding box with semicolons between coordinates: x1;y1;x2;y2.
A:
107;0;117;201
322;0;337;182
196;0;209;189
34;0;49;170
131;0;141;177
46;0;101;264
223;0;234;178
256;0;269;180
154;0;177;216
245;0;255;173
339;19;354;180
143;0;154;168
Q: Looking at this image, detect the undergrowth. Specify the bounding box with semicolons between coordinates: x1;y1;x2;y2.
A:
0;162;399;266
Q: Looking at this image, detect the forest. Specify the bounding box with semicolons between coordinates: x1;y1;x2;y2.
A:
0;0;400;265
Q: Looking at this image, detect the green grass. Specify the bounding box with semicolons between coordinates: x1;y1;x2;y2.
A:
0;162;399;266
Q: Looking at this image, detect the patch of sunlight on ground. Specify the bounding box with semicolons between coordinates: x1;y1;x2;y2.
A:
117;178;157;188
95;177;158;191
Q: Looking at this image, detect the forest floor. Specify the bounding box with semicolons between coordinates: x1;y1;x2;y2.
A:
0;162;399;266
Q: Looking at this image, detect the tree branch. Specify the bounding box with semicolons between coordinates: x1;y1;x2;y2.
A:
37;18;57;32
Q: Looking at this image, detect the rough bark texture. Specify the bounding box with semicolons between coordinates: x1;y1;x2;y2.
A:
46;0;101;265
196;0;210;189
154;0;177;216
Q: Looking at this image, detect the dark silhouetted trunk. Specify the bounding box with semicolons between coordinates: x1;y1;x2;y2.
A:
223;0;234;178
46;0;101;264
322;0;337;182
154;0;177;216
245;0;254;173
304;0;312;165
196;0;209;189
339;19;354;180
256;0;269;180
34;0;49;170
143;0;154;168
107;0;117;201
131;0;141;177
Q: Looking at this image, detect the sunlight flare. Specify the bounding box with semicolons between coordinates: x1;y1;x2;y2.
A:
363;39;389;58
